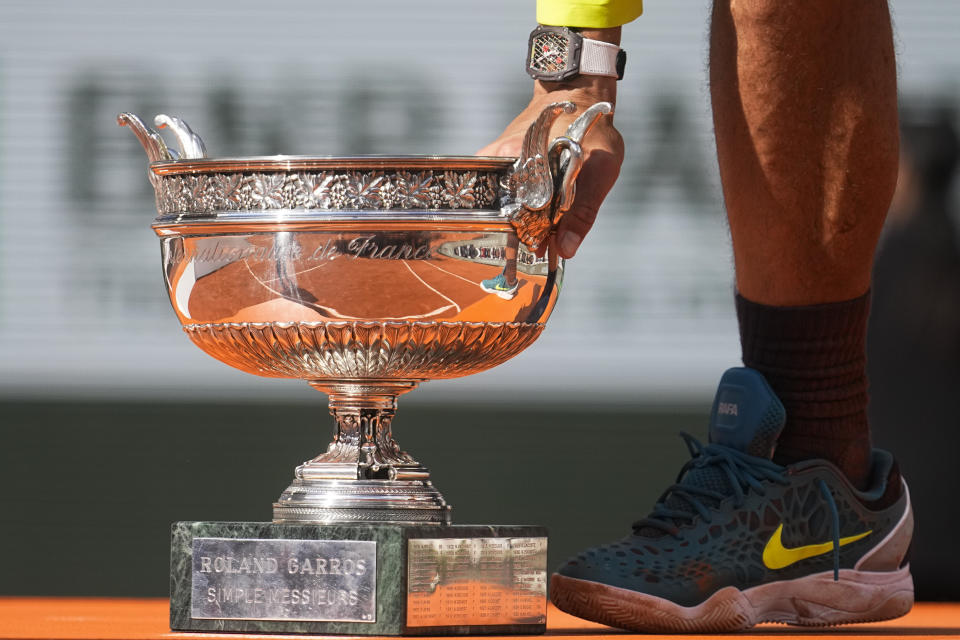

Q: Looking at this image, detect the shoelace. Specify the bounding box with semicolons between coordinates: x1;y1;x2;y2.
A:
632;432;844;582
818;477;842;581
632;432;789;536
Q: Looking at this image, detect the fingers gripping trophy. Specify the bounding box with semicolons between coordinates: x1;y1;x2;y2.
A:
120;102;611;635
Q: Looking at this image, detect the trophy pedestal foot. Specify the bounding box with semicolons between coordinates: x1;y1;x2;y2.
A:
271;379;453;525
170;521;547;636
274;478;452;525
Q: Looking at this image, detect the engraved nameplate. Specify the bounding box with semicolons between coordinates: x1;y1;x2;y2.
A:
190;537;376;623
406;537;547;628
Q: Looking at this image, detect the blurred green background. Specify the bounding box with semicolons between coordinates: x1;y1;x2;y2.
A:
1;400;704;596
3;397;957;600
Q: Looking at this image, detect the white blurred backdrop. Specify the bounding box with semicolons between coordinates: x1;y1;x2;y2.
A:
0;0;956;404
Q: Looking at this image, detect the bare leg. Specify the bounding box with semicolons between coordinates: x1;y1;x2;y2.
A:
503;234;519;286
711;0;898;304
548;8;908;624
710;0;898;485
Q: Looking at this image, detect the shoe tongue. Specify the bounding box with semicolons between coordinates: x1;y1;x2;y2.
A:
635;368;787;538
707;367;786;459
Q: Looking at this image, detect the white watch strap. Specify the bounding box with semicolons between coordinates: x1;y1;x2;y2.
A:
579;38;621;77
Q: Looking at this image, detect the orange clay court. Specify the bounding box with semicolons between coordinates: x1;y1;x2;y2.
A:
183;245;544;325
0;598;957;640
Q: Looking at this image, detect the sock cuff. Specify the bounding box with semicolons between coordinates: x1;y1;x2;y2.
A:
735;291;871;343
735;291;873;486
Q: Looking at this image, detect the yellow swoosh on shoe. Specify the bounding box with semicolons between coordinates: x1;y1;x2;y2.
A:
762;523;872;570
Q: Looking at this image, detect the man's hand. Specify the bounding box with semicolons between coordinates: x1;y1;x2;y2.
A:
477;28;625;259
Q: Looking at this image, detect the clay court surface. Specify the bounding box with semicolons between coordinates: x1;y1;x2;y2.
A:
180;244;551;325
1;598;957;640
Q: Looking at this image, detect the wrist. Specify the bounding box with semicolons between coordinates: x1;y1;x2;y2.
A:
526;25;624;86
533;76;618;106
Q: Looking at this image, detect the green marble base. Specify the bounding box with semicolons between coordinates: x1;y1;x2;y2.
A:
170;522;548;635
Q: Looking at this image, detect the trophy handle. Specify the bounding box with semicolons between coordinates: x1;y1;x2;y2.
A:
506;101;613;251
116;112;175;163
118;112;208;162
154;114;208;160
550;100;611;218
549;136;584;217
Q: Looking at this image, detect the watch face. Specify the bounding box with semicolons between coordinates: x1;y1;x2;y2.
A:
530;31;570;74
528;27;580;80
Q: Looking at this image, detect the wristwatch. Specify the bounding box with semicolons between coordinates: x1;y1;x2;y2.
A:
526;25;626;82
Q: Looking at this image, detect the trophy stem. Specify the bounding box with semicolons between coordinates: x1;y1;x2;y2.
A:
273;379;452;525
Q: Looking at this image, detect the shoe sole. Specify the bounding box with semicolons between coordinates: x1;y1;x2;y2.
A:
551;565;914;633
480;286;518;300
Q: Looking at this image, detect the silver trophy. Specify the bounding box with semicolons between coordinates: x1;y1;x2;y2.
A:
120;102;610;635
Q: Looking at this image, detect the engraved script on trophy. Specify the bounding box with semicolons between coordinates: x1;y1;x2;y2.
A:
503;101;613;251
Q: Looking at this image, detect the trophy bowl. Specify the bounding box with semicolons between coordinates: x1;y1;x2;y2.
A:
119;104;611;527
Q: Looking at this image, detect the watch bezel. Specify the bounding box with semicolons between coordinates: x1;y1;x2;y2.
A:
526;25;583;82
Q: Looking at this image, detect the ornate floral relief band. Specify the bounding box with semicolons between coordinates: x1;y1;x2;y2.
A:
154;170;503;215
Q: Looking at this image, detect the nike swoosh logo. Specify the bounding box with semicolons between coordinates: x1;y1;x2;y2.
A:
762;523;872;570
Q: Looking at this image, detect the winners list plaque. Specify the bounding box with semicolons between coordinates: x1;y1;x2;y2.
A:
120;103;610;635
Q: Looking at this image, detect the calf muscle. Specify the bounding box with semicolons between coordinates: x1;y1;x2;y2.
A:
711;0;898;304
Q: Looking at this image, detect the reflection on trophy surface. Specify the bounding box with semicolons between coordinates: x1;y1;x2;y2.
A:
120;102;610;635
